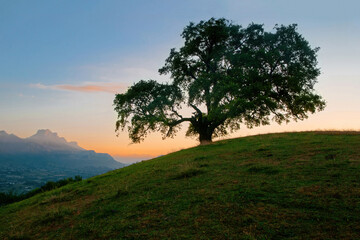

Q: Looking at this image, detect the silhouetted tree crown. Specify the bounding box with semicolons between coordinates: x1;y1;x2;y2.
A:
114;18;325;144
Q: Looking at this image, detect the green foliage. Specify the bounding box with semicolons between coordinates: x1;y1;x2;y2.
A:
114;18;325;143
1;132;359;239
0;175;82;206
114;80;184;143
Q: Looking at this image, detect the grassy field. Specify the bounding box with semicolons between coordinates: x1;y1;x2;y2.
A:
0;131;359;239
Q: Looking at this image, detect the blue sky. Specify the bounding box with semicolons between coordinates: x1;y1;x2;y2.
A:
1;0;359;160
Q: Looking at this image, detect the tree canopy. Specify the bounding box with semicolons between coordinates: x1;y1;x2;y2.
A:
114;18;325;144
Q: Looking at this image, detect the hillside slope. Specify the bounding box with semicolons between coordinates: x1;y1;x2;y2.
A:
1;132;359;239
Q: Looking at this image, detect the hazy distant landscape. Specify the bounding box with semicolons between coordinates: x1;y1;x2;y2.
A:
0;166;92;193
0;130;124;193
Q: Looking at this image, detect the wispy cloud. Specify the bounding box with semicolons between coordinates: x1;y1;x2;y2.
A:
30;53;168;94
18;93;35;98
30;83;55;90
30;82;126;94
56;84;124;93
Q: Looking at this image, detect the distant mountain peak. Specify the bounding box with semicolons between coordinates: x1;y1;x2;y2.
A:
29;129;63;141
0;130;21;142
37;129;52;134
0;130;8;136
26;129;85;151
34;129;58;137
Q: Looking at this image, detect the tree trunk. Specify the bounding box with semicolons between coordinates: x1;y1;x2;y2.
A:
193;116;214;145
199;131;213;145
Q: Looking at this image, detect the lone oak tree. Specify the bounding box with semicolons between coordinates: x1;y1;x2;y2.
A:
114;18;325;144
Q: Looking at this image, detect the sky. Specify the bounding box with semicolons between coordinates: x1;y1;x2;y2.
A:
1;0;359;162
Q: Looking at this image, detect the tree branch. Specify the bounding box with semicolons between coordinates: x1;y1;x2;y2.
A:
189;103;203;116
171;106;184;119
165;117;193;138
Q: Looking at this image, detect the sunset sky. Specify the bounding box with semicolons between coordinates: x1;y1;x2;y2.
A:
1;0;359;162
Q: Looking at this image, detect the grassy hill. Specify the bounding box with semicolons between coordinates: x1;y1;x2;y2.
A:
1;131;359;239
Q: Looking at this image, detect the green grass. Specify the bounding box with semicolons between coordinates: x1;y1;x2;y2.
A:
0;131;359;239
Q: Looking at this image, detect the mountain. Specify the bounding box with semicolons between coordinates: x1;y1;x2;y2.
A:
0;131;359;239
0;130;45;153
26;129;84;152
0;131;22;142
0;129;84;153
0;129;124;193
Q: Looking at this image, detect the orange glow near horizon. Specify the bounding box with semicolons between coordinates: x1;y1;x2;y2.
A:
5;93;359;159
70;110;360;158
4;114;359;159
77;132;197;158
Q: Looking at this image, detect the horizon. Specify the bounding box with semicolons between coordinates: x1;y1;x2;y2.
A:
1;0;359;159
2;128;359;162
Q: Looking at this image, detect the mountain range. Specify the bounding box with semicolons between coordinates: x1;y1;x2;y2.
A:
0;129;86;153
0;129;125;193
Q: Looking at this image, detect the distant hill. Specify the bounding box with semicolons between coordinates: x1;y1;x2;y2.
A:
0;130;124;193
0;131;359;239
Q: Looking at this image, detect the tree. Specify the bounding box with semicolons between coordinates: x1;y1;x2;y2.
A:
114;18;325;144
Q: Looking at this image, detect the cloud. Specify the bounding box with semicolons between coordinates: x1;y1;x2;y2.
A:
30;82;126;94
18;93;35;99
30;54;168;94
30;83;56;90
56;84;124;93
